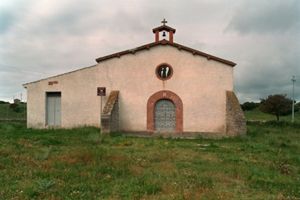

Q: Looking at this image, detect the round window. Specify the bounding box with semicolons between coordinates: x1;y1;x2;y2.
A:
156;63;173;80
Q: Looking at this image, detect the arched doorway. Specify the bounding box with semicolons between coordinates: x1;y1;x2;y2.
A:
154;99;176;132
147;90;183;133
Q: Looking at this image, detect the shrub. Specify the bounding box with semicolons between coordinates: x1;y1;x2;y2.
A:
241;102;259;111
9;103;21;113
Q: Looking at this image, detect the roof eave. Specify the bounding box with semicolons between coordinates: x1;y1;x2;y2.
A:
152;25;176;33
22;64;97;86
95;40;236;67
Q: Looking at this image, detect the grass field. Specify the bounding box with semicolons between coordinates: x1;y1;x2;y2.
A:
245;108;300;123
0;122;299;199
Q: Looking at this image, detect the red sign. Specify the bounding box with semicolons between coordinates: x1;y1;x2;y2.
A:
97;87;106;96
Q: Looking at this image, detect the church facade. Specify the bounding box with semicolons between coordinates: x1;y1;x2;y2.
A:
23;21;246;137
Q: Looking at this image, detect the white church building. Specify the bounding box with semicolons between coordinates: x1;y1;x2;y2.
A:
23;20;246;137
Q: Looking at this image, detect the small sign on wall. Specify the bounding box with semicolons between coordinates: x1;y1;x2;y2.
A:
48;81;58;85
97;87;106;96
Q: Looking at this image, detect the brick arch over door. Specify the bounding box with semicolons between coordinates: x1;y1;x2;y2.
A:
147;90;183;133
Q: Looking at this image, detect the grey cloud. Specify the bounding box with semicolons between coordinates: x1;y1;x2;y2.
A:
227;0;300;34
25;2;97;36
234;38;300;102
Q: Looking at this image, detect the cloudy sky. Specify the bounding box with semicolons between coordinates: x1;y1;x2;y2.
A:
0;0;299;103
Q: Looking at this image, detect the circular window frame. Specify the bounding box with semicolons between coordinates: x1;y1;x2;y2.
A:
155;63;173;81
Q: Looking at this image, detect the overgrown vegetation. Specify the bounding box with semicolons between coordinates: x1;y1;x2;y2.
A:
0;103;26;120
0;122;299;199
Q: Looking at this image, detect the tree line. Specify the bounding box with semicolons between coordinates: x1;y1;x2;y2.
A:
0;99;26;113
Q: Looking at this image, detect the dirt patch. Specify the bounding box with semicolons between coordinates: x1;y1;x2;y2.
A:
41;160;54;171
161;184;210;200
182;188;210;200
0;148;10;156
18;139;33;148
12;154;39;167
106;155;127;162
153;161;176;175
129;165;144;176
200;153;220;162
0;163;5;170
56;151;95;165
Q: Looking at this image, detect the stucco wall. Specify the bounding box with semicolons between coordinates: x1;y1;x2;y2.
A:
26;67;101;128
25;45;233;134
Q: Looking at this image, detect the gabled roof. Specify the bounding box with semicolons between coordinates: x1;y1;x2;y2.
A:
23;39;236;87
152;25;176;33
95;39;236;66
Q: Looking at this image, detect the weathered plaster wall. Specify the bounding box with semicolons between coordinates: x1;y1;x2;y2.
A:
25;45;233;134
26;67;101;128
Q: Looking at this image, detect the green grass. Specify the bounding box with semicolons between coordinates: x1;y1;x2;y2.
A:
0;104;26;120
244;108;300;122
0;122;299;199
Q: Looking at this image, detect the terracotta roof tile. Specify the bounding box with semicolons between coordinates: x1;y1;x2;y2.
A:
95;40;236;67
152;25;176;33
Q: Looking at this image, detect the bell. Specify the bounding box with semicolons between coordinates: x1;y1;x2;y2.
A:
162;31;166;37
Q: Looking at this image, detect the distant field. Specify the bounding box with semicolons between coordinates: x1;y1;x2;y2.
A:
0;122;299;199
244;108;300;122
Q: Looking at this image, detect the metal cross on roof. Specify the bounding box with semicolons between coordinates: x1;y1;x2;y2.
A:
161;18;167;25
